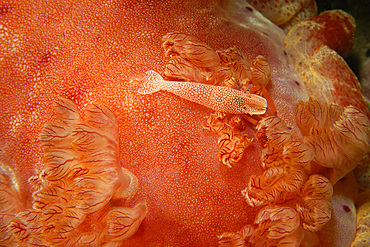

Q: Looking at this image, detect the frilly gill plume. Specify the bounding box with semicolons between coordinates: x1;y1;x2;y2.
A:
219;97;369;246
0;98;147;246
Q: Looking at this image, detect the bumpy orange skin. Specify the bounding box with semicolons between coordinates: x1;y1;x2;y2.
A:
0;0;365;246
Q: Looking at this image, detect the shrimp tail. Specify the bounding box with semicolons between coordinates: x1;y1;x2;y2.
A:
137;70;166;94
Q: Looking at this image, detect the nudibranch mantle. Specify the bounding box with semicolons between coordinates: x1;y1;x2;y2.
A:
137;70;267;115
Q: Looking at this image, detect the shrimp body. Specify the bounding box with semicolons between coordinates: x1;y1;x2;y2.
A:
138;70;267;115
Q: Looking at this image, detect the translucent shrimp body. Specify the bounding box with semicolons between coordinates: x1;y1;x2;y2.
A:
138;70;267;115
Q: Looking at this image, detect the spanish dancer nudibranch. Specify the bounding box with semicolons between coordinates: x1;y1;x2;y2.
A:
0;0;369;246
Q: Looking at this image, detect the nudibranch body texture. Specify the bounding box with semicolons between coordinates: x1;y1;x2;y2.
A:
0;0;368;246
137;70;268;115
